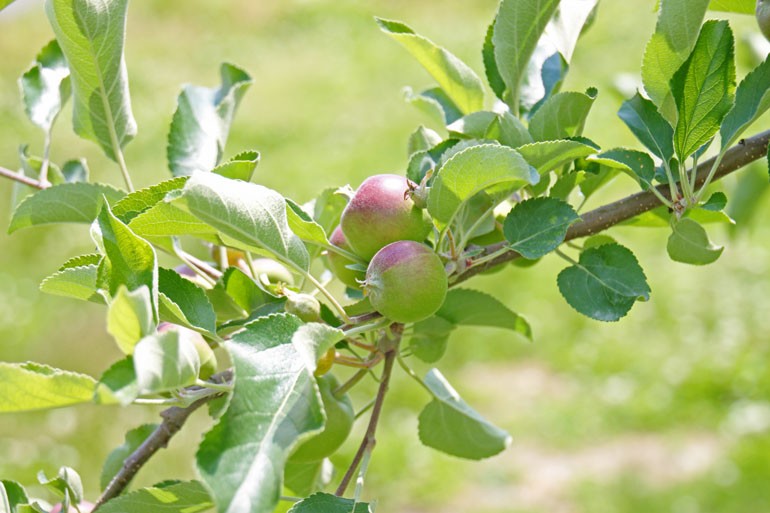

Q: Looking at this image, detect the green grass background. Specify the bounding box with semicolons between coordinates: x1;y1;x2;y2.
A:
2;1;770;512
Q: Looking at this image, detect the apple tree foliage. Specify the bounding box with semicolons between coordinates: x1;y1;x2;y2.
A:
1;0;770;512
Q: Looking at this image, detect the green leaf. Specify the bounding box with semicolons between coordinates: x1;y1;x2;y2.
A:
702;191;727;211
403;86;463;125
158;268;217;336
45;0;136;160
485;111;534;148
93;357;138;406
107;285;155;354
37;467;83;504
408;126;443;156
0;362;96;412
590;148;656;190
287;493;372;513
0;480;28;513
112;177;188;223
127;201;217;240
286;199;329;246
96;204;158;311
0;0;19;11
642;0;711;121
667;217;724;265
221;267;279;314
492;0;560;109
428;144;538;227
376;17;485;114
311;186;352;235
133;330;200;394
708;0;753;14
100;424;158;491
8;183;125;233
720;54;770;149
212;150;260;182
503;197;579;259
545;0;598;63
40;262;103;303
418;369;511;460
196;314;343;513
447;111;497;139
97;481;212;513
557;243;650;322
409;316;455;364
529;89;596;142
672;20;736;160
283;460;332;498
437;288;532;337
482;20;506;101
517;139;597;175
167;63;252;176
19;39;70;132
617;92;675;161
178;172;309;270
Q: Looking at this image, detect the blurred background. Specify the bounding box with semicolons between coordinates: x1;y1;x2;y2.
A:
2;1;770;512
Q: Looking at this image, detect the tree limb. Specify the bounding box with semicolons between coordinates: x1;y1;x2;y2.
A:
453;129;770;285
92;370;233;511
0;165;49;190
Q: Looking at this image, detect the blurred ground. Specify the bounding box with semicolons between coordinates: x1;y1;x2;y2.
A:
2;1;770;512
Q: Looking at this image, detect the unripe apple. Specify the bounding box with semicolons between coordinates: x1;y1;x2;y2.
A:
364;240;447;323
326;226;366;288
157;323;218;379
285;293;322;322
340;174;432;260
758;0;770;40
290;373;354;462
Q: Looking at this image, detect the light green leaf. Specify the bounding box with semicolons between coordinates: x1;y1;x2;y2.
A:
127;201;217;239
403;86;463;125
167;63;252;176
212;150;260;182
590;148;656;190
107;285;155;354
408;126;443;156
97;481;212;513
97;204;158;311
286;199;329;246
642;0;711;121
672;20;736;160
492;0;560;109
667;217;724;265
708;0;753;14
37;467;83;504
133;330;200;395
418;369;511;460
438;288;532;338
19;39;70;133
529;89;597;142
408;316;455;364
112;177;188;223
93;357;138;406
311;186;351;235
100;424;158;491
617;92;674;161
447;111;497;139
0;480;28;513
485;110;534;148
557;243;650;322
517;139;597;174
158;268;217;336
0;362;96;412
428;144;538;227
503;197;579;259
287;493;372;513
720;54;770;149
283;459;332;498
40;262;103;303
178;172;309;271
196;314;340;513
8;183;125;233
45;0;136;160
221;267;279;314
376;17;485;114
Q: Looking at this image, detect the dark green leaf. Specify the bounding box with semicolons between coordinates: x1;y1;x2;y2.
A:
46;0;136;160
0;362;96;412
617;92;674;161
408;316;455;363
167;63;252;176
93;357;138;406
97;481;212;513
37;467;82;504
591;148;656;190
482;20;506;100
418;369;511;460
197;314;343;513
376;17;485;114
8;183;125;233
100;424;158;491
702;192;727;211
720;53;770;149
667;217;724;265
557;243;650;321
1;480;28;513
671;20;736;160
529;90;596;142
19;39;70;132
503;197;579;259
221;267;278;313
158;268;217;336
287;493;372;513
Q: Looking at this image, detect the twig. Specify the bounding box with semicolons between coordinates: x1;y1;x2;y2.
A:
0;165;49;190
92;370;233;511
453;129;770;285
335;327;401;497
